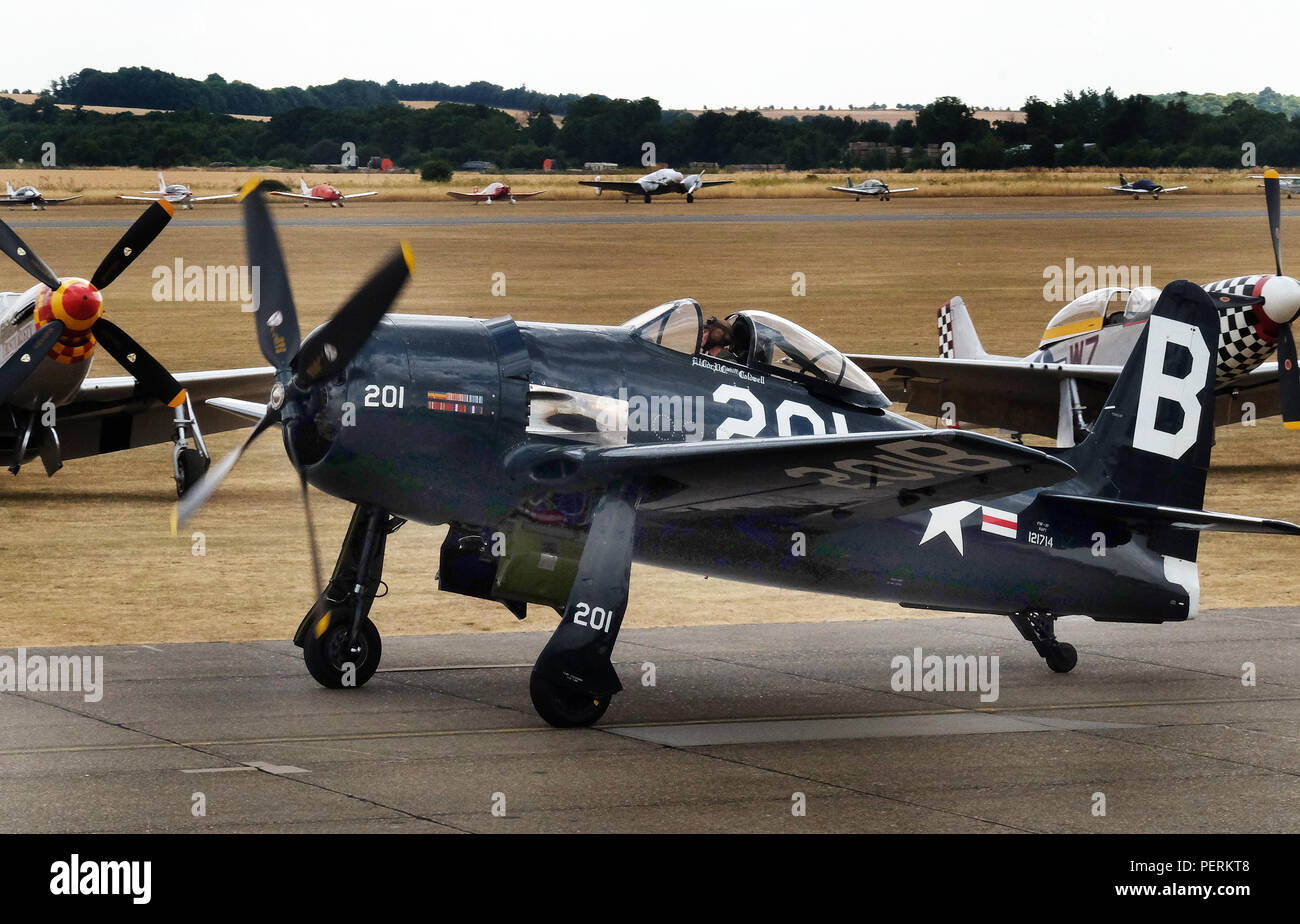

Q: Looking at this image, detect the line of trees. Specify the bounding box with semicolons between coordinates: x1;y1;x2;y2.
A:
5;85;1299;172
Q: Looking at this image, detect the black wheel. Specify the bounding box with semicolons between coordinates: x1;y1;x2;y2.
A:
304;612;382;688
530;669;610;727
1045;642;1077;673
175;447;210;498
643;194;652;204
686;193;694;203
1133;193;1140;200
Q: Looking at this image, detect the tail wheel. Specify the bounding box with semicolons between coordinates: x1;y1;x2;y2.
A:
530;670;610;727
304;612;382;688
1045;642;1077;673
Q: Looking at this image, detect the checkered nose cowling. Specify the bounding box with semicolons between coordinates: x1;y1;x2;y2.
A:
1205;275;1278;384
34;277;103;365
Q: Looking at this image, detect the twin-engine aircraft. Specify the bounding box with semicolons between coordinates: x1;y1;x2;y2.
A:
855;172;1300;445
117;173;237;210
826;177;918;201
0;201;269;493
175;178;1300;728
580;168;732;203
271;177;378;207
1104;173;1187;199
446;182;544;204
2;182;81;210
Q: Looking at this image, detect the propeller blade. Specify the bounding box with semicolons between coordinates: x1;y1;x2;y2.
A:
1278;324;1300;430
240;177;301;372
0;219;60;289
91;317;187;408
284;421;325;596
89;199;175;289
172;408;280;531
0;320;64;403
1265;171;1283;277
293;243;414;388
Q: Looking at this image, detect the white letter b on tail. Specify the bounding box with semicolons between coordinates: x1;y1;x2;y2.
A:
1133;315;1209;460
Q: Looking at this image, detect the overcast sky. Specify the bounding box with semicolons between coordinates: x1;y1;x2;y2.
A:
7;0;1295;111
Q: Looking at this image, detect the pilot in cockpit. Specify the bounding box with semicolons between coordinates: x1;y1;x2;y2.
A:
699;316;738;362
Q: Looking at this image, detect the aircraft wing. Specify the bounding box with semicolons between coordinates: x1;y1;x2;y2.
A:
697;181;733;188
826;186;870;194
848;353;1284;436
578;181;647;195
191;193;238;202
447;191;491;201
118;195;164;202
41;195;82;204
54;367;273;462
505;429;1075;518
888;187;919;193
1103;186;1136;192
848;353;1124;437
1160;186;1189;192
341;191;378;200
269;191;324;201
512;191;546;198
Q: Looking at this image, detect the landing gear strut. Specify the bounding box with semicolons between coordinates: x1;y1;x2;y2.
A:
1009;610;1078;673
530;481;640;727
171;393;211;497
294;504;405;688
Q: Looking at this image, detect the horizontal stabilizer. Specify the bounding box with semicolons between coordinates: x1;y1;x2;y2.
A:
1039;493;1300;535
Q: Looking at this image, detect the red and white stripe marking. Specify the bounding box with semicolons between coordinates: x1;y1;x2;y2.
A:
981;507;1017;539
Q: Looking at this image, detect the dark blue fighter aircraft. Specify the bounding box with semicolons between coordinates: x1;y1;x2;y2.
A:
177;178;1300;727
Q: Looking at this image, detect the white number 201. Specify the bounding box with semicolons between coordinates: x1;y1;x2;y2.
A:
572;601;610;632
364;384;405;408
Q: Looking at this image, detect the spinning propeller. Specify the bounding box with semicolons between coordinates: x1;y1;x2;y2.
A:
0;200;185;406
1251;171;1300;427
173;178;413;590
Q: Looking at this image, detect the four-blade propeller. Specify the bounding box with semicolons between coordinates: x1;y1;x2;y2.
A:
0;200;185;406
173;178;413;591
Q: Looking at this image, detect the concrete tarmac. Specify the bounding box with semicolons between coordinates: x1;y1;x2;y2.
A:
1;609;1296;833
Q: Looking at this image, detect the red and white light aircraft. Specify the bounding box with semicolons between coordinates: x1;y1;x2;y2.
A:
117;173;237;210
852;172;1300;445
271;177;378;207
446;182;544;204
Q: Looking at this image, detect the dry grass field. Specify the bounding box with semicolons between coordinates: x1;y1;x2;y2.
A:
0;166;1277;206
0;194;1296;648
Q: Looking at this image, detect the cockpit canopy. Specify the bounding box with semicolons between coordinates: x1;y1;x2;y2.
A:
625;299;890;409
1039;285;1160;348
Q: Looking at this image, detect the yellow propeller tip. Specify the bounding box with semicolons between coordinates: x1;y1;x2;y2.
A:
238;176;264;202
400;240;415;275
1284;420;1300;431
169;507;179;536
158;199;175;217
1265;169;1280;179
167;388;188;409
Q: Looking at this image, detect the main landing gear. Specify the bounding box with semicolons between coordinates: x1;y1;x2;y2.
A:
1009;610;1078;673
294;504;405;688
686;193;694;203
171;392;211;497
530;481;640;727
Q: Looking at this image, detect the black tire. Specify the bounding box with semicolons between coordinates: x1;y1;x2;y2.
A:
175;448;210;498
644;194;652;204
530;670;610;727
686;193;694;203
1045;642;1077;673
304;613;381;688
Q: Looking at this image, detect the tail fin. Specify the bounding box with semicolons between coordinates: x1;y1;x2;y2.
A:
937;296;995;360
1118;173;1127;186
157;172;166;192
4;181;12;197
1063;280;1217;511
300;176;311;194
